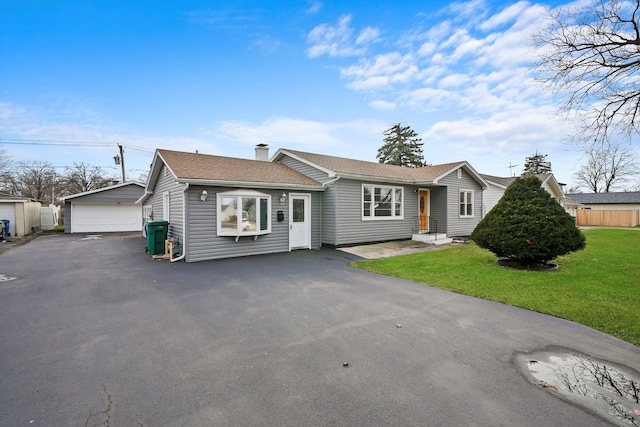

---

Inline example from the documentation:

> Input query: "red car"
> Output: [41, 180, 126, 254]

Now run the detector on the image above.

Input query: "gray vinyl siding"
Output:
[439, 169, 483, 236]
[277, 156, 332, 183]
[310, 191, 323, 248]
[322, 182, 337, 245]
[62, 184, 144, 233]
[333, 179, 417, 246]
[427, 187, 447, 235]
[63, 202, 71, 233]
[65, 185, 144, 204]
[149, 165, 184, 242]
[276, 154, 336, 244]
[186, 187, 322, 263]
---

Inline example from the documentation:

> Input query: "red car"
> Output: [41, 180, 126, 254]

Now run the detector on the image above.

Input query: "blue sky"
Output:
[1, 0, 632, 188]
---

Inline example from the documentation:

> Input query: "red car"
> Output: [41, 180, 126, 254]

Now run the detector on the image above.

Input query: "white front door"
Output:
[289, 193, 311, 250]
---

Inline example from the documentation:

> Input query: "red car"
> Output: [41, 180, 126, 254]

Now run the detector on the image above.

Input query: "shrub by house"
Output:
[471, 176, 586, 266]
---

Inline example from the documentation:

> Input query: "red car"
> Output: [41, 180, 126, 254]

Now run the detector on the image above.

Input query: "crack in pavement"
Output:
[84, 386, 112, 427]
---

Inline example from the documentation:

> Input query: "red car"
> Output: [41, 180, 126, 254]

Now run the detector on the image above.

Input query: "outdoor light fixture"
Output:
[280, 192, 287, 204]
[200, 189, 208, 202]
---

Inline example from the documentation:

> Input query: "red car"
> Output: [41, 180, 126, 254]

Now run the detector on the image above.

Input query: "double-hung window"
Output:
[459, 190, 474, 217]
[217, 190, 271, 237]
[362, 184, 403, 220]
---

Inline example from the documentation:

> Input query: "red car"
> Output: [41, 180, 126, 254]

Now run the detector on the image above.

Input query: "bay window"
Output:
[217, 190, 271, 237]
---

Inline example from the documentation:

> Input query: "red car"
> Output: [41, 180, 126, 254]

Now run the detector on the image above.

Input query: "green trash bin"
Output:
[146, 220, 169, 255]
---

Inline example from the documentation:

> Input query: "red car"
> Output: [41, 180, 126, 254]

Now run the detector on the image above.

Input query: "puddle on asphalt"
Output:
[517, 350, 640, 426]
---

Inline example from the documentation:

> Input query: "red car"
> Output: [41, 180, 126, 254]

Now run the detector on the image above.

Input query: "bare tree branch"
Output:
[533, 0, 640, 146]
[573, 141, 640, 192]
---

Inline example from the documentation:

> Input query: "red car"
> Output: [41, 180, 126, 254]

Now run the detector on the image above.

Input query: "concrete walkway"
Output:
[338, 239, 457, 259]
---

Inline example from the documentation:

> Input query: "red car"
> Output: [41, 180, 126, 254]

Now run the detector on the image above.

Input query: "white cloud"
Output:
[214, 117, 341, 146]
[306, 15, 380, 58]
[306, 1, 322, 15]
[369, 100, 397, 110]
[0, 101, 216, 177]
[479, 1, 530, 31]
[316, 0, 554, 127]
[424, 106, 570, 155]
[356, 27, 381, 45]
[210, 117, 391, 157]
[341, 52, 420, 91]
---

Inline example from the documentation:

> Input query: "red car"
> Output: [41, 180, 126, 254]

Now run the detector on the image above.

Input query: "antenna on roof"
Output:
[506, 162, 518, 177]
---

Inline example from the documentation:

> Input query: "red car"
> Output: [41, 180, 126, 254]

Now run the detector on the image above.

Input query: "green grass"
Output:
[41, 225, 65, 234]
[353, 229, 640, 347]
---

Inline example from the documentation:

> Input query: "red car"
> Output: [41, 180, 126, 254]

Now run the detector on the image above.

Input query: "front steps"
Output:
[412, 233, 453, 245]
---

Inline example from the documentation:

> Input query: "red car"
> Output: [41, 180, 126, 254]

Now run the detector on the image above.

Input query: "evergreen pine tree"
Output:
[377, 123, 426, 167]
[522, 151, 552, 175]
[471, 176, 585, 267]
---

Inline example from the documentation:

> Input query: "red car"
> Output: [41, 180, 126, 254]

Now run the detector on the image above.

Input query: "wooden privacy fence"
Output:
[576, 209, 640, 227]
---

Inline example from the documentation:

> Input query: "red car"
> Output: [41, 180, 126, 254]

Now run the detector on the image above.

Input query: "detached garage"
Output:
[61, 182, 145, 233]
[0, 192, 41, 237]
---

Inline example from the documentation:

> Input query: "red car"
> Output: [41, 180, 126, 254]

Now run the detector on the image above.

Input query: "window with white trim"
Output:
[217, 190, 271, 237]
[459, 190, 474, 217]
[362, 184, 403, 220]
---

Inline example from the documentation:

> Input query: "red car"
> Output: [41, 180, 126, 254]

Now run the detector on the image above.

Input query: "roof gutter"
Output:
[135, 190, 153, 205]
[171, 182, 189, 263]
[322, 175, 341, 187]
[337, 172, 422, 185]
[175, 178, 324, 191]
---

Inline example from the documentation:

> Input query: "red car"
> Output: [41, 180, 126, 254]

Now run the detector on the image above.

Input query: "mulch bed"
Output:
[498, 258, 558, 271]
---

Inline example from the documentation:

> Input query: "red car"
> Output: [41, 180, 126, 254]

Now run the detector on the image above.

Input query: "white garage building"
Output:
[61, 182, 145, 233]
[0, 192, 41, 237]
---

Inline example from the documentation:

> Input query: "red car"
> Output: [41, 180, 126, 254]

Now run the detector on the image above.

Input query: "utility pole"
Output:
[507, 162, 518, 177]
[117, 144, 126, 182]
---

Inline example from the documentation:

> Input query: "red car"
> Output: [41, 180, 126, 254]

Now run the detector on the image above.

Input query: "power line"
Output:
[0, 138, 154, 153]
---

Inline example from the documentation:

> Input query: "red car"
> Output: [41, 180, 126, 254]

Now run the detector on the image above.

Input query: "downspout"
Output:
[322, 175, 340, 187]
[171, 182, 189, 262]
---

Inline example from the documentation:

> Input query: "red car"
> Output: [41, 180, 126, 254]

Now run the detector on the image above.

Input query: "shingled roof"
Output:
[276, 149, 484, 185]
[567, 192, 640, 204]
[155, 149, 322, 189]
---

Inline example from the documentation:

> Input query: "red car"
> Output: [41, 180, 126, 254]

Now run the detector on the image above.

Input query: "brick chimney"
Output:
[255, 144, 269, 161]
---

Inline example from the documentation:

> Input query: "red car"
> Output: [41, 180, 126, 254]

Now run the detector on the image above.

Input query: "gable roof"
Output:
[274, 149, 488, 187]
[567, 192, 640, 204]
[481, 173, 562, 189]
[59, 181, 144, 201]
[480, 174, 515, 188]
[149, 149, 323, 190]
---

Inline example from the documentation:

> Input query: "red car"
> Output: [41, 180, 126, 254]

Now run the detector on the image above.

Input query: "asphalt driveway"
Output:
[1, 234, 638, 426]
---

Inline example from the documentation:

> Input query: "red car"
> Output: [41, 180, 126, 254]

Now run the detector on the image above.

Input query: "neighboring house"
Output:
[480, 173, 572, 215]
[60, 182, 145, 233]
[565, 192, 640, 211]
[566, 192, 640, 227]
[139, 146, 488, 262]
[0, 192, 41, 237]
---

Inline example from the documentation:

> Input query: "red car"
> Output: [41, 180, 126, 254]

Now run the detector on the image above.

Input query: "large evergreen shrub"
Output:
[471, 176, 586, 266]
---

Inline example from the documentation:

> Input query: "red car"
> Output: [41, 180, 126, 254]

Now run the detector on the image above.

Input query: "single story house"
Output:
[138, 145, 488, 262]
[565, 192, 640, 227]
[60, 182, 145, 233]
[480, 173, 574, 214]
[565, 192, 640, 211]
[0, 192, 41, 237]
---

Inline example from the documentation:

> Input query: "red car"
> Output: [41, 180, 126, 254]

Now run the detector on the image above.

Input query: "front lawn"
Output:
[353, 228, 640, 347]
